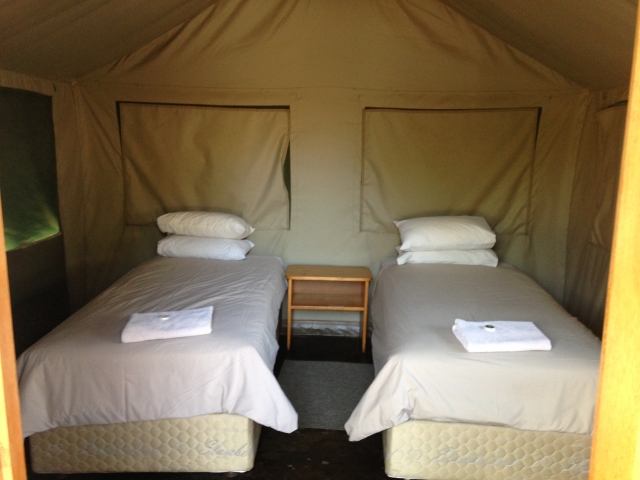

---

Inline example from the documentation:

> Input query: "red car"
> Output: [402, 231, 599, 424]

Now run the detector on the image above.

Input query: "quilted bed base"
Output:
[383, 420, 591, 479]
[29, 413, 261, 474]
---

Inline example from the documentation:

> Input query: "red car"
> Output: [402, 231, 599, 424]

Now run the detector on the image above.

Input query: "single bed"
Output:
[18, 255, 297, 474]
[345, 262, 601, 479]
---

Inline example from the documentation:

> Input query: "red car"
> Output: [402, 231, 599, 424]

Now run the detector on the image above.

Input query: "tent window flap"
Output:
[120, 103, 290, 230]
[0, 87, 60, 251]
[361, 108, 539, 234]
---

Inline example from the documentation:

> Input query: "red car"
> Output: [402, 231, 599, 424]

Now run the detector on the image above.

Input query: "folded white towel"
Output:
[452, 319, 551, 353]
[121, 306, 213, 343]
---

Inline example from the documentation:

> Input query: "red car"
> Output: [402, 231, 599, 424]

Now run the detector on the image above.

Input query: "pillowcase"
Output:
[157, 212, 255, 239]
[394, 216, 496, 251]
[157, 236, 254, 260]
[396, 249, 499, 267]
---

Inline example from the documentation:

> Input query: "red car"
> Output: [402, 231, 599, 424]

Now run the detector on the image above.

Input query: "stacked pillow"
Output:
[394, 216, 499, 267]
[156, 211, 255, 260]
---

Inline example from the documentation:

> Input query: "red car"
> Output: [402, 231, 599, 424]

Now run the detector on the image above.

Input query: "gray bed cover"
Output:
[346, 263, 601, 441]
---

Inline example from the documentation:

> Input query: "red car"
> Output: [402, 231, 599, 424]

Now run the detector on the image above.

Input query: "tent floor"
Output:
[26, 334, 388, 480]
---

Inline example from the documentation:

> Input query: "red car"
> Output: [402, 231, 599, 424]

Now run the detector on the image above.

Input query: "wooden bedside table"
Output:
[285, 265, 372, 352]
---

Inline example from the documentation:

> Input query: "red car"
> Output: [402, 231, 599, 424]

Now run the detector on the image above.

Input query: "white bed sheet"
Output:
[345, 263, 601, 441]
[18, 256, 297, 437]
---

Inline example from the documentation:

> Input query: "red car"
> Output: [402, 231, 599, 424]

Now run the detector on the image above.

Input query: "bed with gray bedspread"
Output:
[18, 256, 297, 473]
[346, 262, 601, 479]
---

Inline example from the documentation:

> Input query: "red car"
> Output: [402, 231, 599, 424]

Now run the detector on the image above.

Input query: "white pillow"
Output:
[396, 249, 498, 266]
[394, 216, 496, 251]
[157, 236, 254, 260]
[157, 212, 255, 239]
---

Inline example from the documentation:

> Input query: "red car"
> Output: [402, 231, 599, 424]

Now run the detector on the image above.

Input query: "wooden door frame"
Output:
[0, 200, 26, 480]
[589, 5, 640, 479]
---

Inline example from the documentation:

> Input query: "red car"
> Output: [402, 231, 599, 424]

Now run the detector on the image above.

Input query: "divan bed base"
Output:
[383, 420, 591, 479]
[29, 413, 261, 474]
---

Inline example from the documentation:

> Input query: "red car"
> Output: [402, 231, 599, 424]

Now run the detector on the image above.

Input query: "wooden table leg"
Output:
[287, 278, 293, 350]
[361, 280, 370, 353]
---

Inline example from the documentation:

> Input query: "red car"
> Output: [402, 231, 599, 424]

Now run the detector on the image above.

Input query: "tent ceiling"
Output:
[440, 0, 637, 90]
[0, 0, 216, 81]
[0, 0, 636, 89]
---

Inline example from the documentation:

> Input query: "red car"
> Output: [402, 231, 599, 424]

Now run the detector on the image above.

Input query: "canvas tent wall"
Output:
[0, 0, 633, 334]
[0, 1, 639, 478]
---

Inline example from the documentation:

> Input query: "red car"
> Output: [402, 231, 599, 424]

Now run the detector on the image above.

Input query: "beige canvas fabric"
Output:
[361, 108, 538, 235]
[590, 106, 626, 250]
[120, 103, 289, 229]
[2, 1, 601, 323]
[565, 88, 628, 335]
[0, 69, 55, 95]
[0, 0, 215, 81]
[439, 0, 635, 90]
[0, 1, 633, 91]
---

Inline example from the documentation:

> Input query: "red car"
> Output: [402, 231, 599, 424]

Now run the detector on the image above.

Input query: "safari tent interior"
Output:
[0, 0, 639, 479]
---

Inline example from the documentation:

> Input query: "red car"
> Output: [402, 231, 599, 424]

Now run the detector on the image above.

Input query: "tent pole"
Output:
[589, 5, 640, 479]
[0, 197, 26, 480]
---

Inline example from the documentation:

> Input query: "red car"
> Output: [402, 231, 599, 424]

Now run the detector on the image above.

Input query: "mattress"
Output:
[346, 263, 601, 441]
[383, 419, 590, 479]
[30, 413, 260, 474]
[18, 255, 297, 437]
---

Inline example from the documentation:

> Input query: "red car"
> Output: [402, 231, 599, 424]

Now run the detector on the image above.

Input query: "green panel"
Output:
[0, 87, 60, 251]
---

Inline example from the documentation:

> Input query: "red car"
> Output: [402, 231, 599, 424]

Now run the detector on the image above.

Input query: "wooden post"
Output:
[0, 199, 27, 480]
[589, 5, 640, 479]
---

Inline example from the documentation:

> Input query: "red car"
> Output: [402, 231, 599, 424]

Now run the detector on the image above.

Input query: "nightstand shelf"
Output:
[285, 265, 372, 352]
[291, 293, 365, 310]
